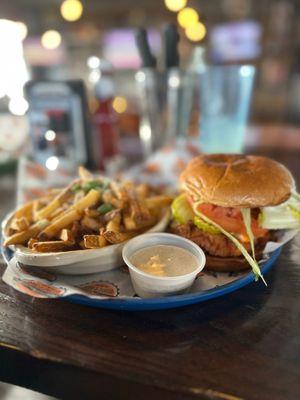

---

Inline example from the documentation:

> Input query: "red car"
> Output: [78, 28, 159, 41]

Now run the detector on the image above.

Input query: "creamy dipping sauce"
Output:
[129, 245, 199, 277]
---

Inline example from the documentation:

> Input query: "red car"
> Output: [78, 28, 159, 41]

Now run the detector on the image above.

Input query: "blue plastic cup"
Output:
[199, 65, 255, 153]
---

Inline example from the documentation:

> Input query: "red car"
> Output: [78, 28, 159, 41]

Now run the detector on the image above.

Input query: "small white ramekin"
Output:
[122, 233, 206, 298]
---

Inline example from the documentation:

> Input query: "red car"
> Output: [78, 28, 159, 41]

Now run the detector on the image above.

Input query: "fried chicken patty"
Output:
[169, 221, 270, 258]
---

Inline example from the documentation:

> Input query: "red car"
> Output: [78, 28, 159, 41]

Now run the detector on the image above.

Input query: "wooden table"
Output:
[1, 126, 300, 400]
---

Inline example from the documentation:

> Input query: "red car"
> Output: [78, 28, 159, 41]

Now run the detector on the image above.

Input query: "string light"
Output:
[15, 22, 28, 41]
[45, 130, 56, 141]
[177, 7, 199, 29]
[60, 0, 83, 22]
[185, 21, 206, 42]
[0, 19, 29, 104]
[8, 98, 28, 116]
[87, 56, 100, 69]
[41, 30, 62, 49]
[164, 0, 187, 12]
[88, 69, 101, 83]
[112, 96, 128, 114]
[46, 156, 59, 171]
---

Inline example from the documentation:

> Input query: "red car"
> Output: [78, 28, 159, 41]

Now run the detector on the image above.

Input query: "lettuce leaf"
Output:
[291, 191, 300, 202]
[288, 205, 300, 222]
[260, 196, 300, 230]
[241, 208, 256, 260]
[193, 203, 267, 285]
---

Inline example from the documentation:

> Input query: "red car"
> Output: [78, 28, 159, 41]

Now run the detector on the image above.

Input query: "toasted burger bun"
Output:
[205, 254, 261, 272]
[180, 154, 294, 208]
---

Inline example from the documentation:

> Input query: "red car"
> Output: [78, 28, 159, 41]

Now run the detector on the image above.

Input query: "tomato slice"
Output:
[197, 203, 268, 238]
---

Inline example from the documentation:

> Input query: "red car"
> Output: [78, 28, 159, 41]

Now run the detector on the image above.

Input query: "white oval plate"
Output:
[2, 210, 170, 275]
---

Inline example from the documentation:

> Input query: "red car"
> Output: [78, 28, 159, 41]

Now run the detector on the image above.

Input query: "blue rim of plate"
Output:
[1, 244, 281, 311]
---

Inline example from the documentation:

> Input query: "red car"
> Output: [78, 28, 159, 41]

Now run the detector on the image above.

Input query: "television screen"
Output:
[210, 20, 262, 63]
[103, 28, 161, 69]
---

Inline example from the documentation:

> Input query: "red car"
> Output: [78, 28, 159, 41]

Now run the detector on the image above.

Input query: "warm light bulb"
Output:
[60, 0, 83, 22]
[41, 30, 62, 49]
[164, 0, 187, 12]
[177, 7, 199, 29]
[185, 21, 206, 42]
[112, 96, 128, 114]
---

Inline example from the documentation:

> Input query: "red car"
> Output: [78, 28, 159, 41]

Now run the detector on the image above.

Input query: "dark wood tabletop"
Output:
[1, 126, 300, 400]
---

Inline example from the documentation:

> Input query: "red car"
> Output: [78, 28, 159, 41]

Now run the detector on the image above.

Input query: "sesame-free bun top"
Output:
[180, 154, 294, 208]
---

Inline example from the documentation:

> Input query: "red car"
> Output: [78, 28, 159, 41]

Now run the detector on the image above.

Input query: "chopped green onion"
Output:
[193, 203, 267, 286]
[82, 180, 103, 193]
[241, 208, 256, 260]
[97, 203, 114, 214]
[71, 183, 82, 192]
[101, 180, 110, 190]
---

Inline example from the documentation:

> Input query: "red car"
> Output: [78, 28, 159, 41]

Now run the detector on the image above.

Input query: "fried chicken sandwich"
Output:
[170, 154, 300, 283]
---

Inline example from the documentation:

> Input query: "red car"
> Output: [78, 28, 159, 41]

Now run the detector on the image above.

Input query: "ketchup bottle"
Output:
[91, 60, 119, 170]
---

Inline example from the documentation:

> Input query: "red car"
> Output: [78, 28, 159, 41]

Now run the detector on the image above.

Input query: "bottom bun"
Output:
[205, 250, 264, 273]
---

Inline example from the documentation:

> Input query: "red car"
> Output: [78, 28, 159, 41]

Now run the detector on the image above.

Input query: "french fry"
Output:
[59, 229, 75, 244]
[10, 217, 30, 232]
[74, 190, 85, 203]
[102, 190, 124, 209]
[83, 235, 108, 249]
[102, 230, 135, 244]
[28, 238, 38, 249]
[123, 181, 135, 191]
[48, 207, 65, 221]
[110, 181, 129, 206]
[123, 213, 156, 231]
[39, 209, 82, 239]
[70, 220, 82, 240]
[45, 189, 101, 226]
[99, 235, 108, 247]
[7, 228, 15, 236]
[84, 208, 100, 218]
[78, 165, 93, 181]
[79, 240, 86, 249]
[106, 213, 121, 232]
[130, 198, 149, 218]
[46, 188, 62, 196]
[32, 241, 74, 252]
[71, 189, 101, 212]
[81, 216, 102, 231]
[102, 190, 114, 204]
[35, 181, 77, 220]
[104, 209, 121, 222]
[32, 200, 41, 221]
[14, 201, 34, 220]
[136, 183, 150, 198]
[123, 214, 138, 231]
[4, 219, 49, 246]
[145, 195, 173, 210]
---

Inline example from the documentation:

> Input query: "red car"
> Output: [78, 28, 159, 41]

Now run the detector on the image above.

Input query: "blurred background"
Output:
[0, 2, 299, 398]
[1, 0, 300, 169]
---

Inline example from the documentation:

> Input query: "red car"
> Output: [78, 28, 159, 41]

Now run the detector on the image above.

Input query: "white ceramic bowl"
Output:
[122, 233, 206, 298]
[2, 210, 170, 275]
